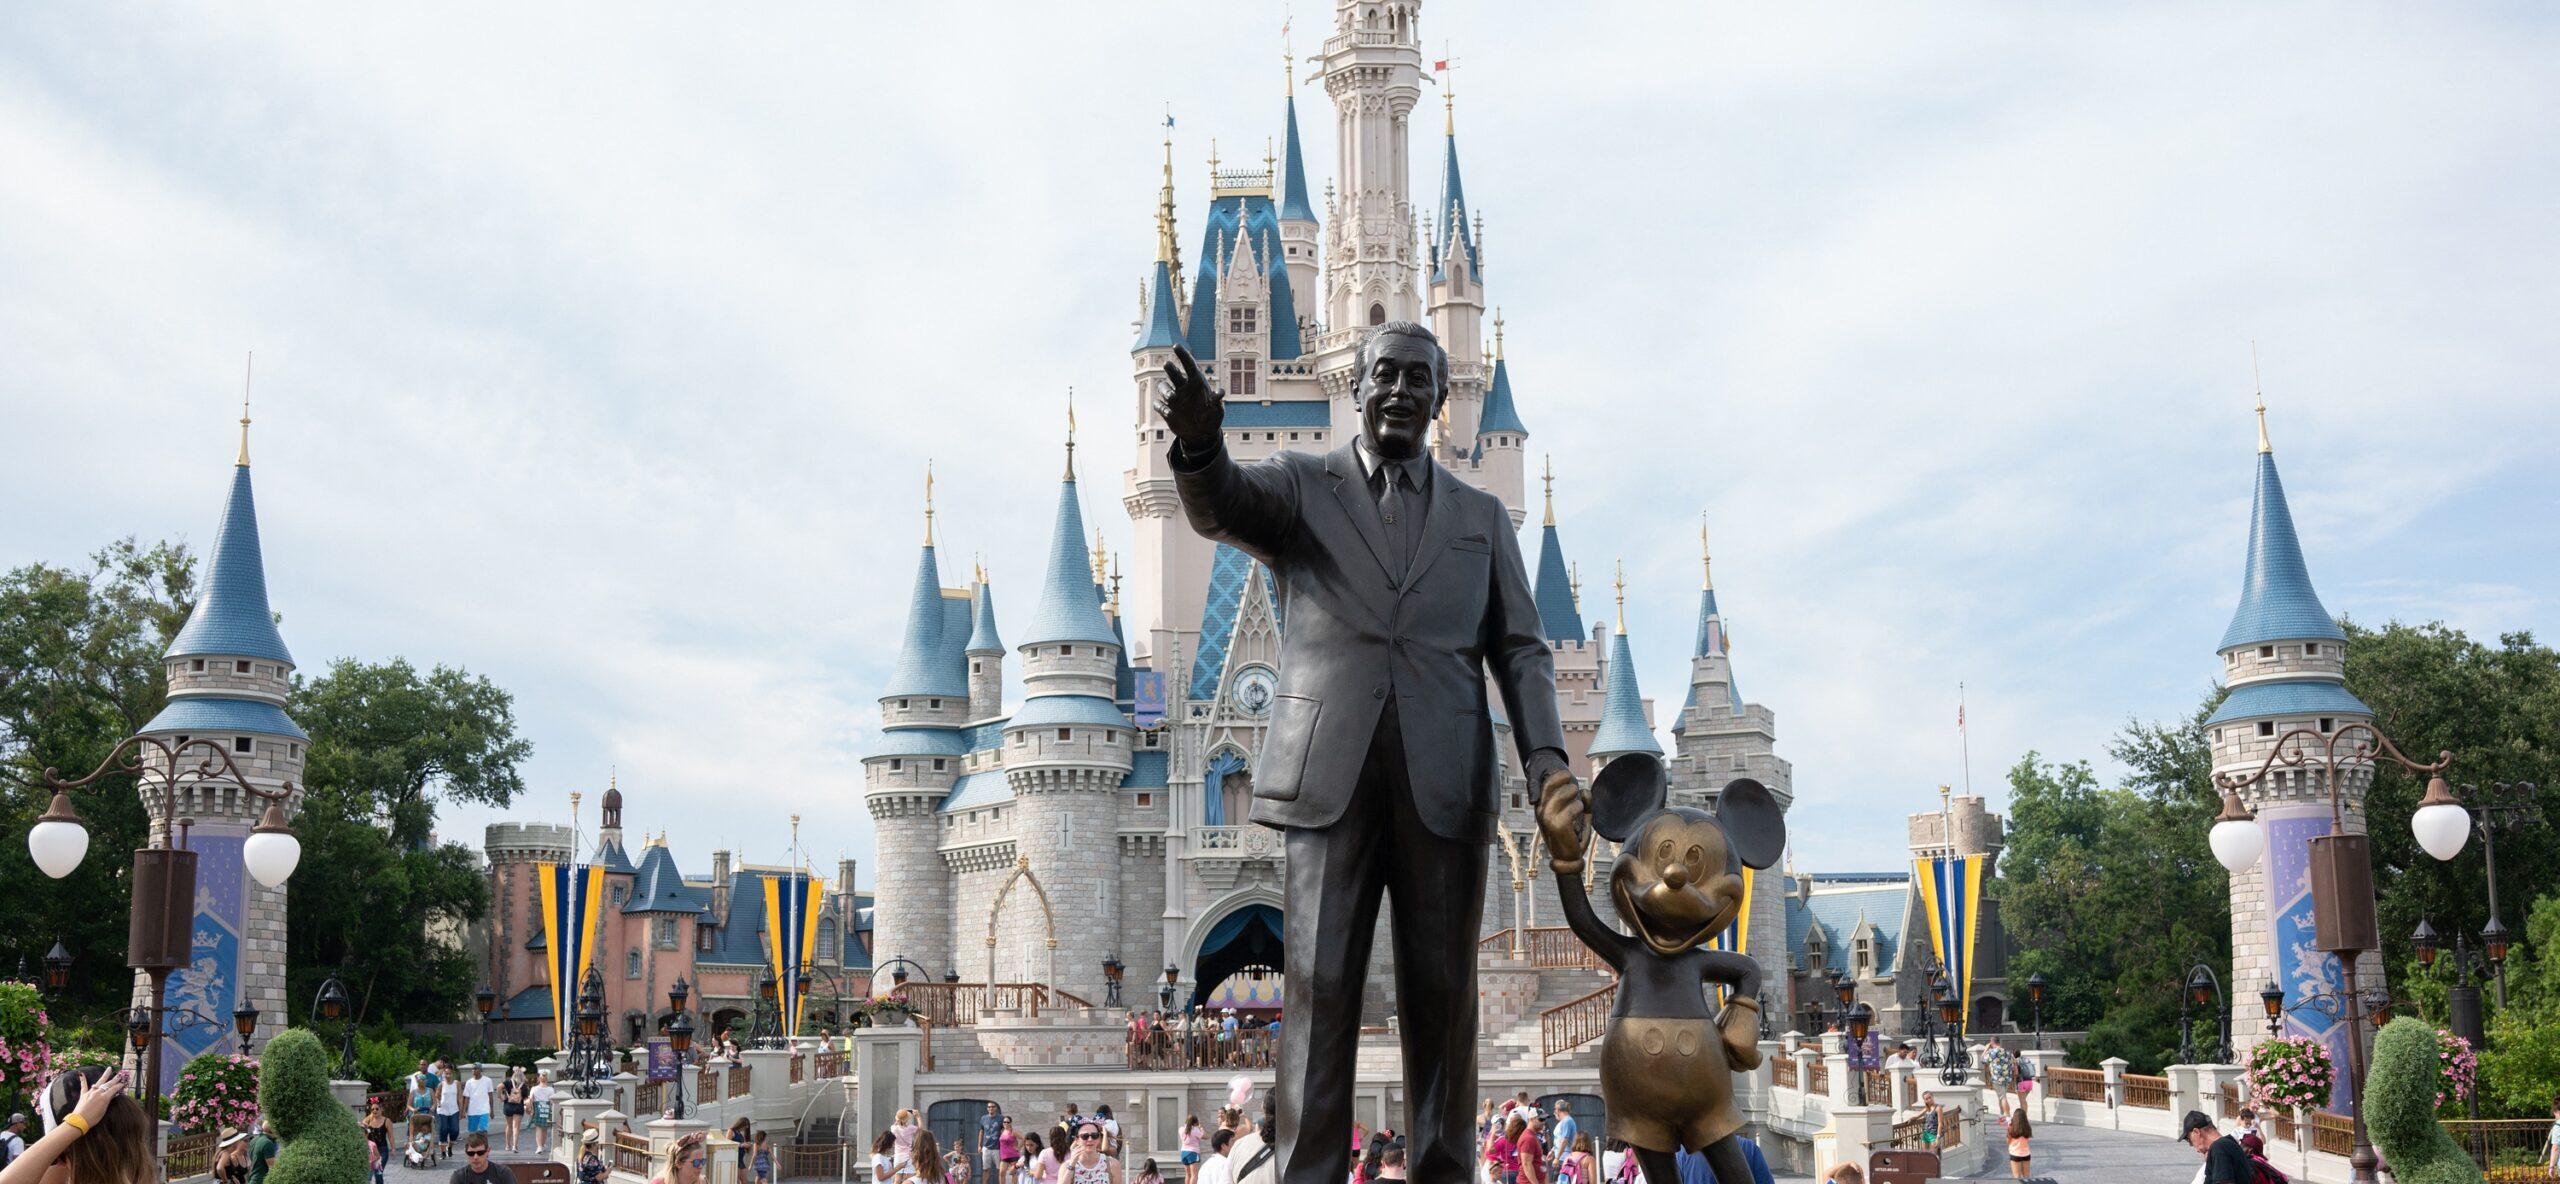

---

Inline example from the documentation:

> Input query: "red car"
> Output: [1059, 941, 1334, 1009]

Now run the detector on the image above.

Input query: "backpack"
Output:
[2251, 1157, 2289, 1184]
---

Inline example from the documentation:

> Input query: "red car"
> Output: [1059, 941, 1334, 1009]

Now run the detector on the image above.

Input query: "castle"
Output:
[860, 0, 1805, 1025]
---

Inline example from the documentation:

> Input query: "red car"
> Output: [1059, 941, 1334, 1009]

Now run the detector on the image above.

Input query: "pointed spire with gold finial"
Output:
[1137, 120, 1187, 354]
[1063, 387, 1077, 479]
[2217, 340, 2345, 652]
[1529, 454, 1578, 641]
[237, 352, 254, 466]
[1694, 509, 1730, 660]
[923, 459, 936, 545]
[1591, 558, 1661, 759]
[887, 459, 964, 699]
[2253, 340, 2271, 454]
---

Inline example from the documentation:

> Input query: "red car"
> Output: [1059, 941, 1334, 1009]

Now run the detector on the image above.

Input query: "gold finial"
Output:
[1064, 387, 1078, 479]
[1441, 47, 1457, 136]
[1157, 111, 1179, 267]
[1493, 309, 1505, 360]
[1612, 560, 1627, 634]
[1569, 562, 1582, 613]
[1208, 139, 1220, 179]
[237, 351, 254, 466]
[609, 767, 617, 793]
[1283, 10, 1295, 92]
[1541, 454, 1555, 527]
[974, 552, 985, 585]
[1700, 510, 1714, 589]
[1108, 556, 1123, 612]
[2252, 340, 2271, 454]
[1264, 136, 1276, 178]
[1093, 526, 1109, 585]
[924, 460, 937, 545]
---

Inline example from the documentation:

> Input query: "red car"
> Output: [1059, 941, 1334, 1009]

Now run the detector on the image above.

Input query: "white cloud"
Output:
[2, 2, 2552, 878]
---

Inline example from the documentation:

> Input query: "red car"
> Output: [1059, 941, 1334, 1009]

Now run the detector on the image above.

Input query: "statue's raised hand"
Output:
[1153, 344, 1225, 454]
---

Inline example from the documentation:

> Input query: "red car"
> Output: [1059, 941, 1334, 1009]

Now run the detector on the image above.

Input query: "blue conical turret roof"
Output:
[2219, 450, 2346, 651]
[1479, 356, 1528, 437]
[887, 545, 967, 698]
[1531, 523, 1580, 643]
[1023, 478, 1119, 646]
[1279, 96, 1317, 224]
[1590, 627, 1662, 759]
[168, 464, 294, 664]
[1432, 131, 1476, 284]
[967, 580, 1003, 654]
[1134, 259, 1184, 353]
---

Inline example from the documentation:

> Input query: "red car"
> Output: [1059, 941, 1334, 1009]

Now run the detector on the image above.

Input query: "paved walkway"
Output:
[1954, 1120, 2198, 1182]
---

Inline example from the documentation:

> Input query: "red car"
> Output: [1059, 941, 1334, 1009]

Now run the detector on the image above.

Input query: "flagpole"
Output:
[1958, 682, 1973, 801]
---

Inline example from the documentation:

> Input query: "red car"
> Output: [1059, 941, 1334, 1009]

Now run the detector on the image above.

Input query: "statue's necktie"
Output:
[1377, 464, 1416, 572]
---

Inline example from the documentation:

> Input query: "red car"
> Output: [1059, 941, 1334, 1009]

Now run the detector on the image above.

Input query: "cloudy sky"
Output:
[4, 3, 2553, 878]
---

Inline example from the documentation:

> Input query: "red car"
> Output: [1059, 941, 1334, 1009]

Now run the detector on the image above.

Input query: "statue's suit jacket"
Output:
[1171, 439, 1566, 841]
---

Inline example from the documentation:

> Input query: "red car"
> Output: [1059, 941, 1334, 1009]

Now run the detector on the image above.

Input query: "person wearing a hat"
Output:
[577, 1128, 609, 1184]
[1, 1112, 26, 1168]
[210, 1128, 252, 1184]
[2182, 1111, 2251, 1184]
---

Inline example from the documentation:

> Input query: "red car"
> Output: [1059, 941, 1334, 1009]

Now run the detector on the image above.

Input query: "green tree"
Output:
[1998, 729, 2235, 1073]
[286, 658, 527, 1028]
[2341, 624, 2560, 990]
[0, 540, 195, 1029]
[2365, 1017, 2484, 1184]
[258, 1028, 367, 1184]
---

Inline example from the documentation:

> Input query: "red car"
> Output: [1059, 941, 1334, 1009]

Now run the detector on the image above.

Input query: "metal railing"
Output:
[815, 1048, 846, 1079]
[779, 1141, 858, 1181]
[636, 1079, 665, 1115]
[162, 1130, 215, 1180]
[698, 1063, 720, 1102]
[729, 1064, 752, 1096]
[1773, 1056, 1798, 1089]
[2042, 1066, 2107, 1103]
[2307, 1111, 2353, 1157]
[1479, 926, 1607, 968]
[611, 1131, 654, 1176]
[1127, 1026, 1277, 1069]
[2441, 1119, 2556, 1176]
[1891, 1113, 1930, 1151]
[1540, 982, 1616, 1064]
[1806, 1058, 1830, 1096]
[2122, 1074, 2171, 1110]
[790, 1053, 805, 1084]
[895, 982, 1095, 1026]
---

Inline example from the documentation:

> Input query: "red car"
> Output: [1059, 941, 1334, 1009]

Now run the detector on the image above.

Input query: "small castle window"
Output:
[2318, 718, 2334, 733]
[972, 661, 983, 674]
[2257, 721, 2276, 737]
[932, 758, 947, 771]
[1136, 794, 1153, 807]
[234, 737, 253, 754]
[889, 759, 904, 772]
[898, 699, 910, 709]
[697, 926, 714, 953]
[191, 658, 206, 672]
[1289, 433, 1301, 441]
[2259, 646, 2276, 660]
[235, 660, 252, 674]
[929, 699, 942, 709]
[1229, 307, 1257, 336]
[1369, 303, 1386, 326]
[626, 950, 641, 979]
[291, 745, 301, 758]
[1058, 728, 1072, 741]
[1106, 731, 1119, 743]
[2212, 728, 2222, 743]
[2305, 643, 2321, 657]
[1226, 359, 1258, 397]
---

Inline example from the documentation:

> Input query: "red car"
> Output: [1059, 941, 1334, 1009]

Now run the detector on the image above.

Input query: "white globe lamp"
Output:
[2410, 776, 2470, 862]
[2210, 788, 2265, 873]
[28, 792, 90, 880]
[243, 802, 302, 889]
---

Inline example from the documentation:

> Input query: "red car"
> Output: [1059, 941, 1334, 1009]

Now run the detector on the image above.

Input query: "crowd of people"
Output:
[1123, 1011, 1280, 1070]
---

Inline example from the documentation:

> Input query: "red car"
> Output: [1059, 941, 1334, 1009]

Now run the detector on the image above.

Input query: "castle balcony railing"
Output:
[896, 981, 1097, 1027]
[1191, 825, 1284, 860]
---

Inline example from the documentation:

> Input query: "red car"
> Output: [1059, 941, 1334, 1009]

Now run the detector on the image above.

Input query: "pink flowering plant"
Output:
[2432, 1027, 2477, 1111]
[2247, 1033, 2336, 1114]
[171, 1051, 263, 1134]
[0, 981, 58, 1116]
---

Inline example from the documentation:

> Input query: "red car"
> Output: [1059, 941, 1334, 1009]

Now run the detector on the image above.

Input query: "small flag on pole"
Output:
[1433, 59, 1450, 72]
[1957, 703, 1965, 728]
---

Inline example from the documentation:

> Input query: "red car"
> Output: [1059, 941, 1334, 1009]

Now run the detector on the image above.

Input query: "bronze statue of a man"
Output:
[1156, 326, 1574, 1184]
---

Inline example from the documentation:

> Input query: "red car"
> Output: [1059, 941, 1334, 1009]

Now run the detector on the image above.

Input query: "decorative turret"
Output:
[1427, 90, 1487, 382]
[1473, 311, 1529, 520]
[2205, 392, 2374, 1059]
[1588, 564, 1662, 765]
[1135, 128, 1188, 355]
[966, 564, 1005, 722]
[1275, 45, 1321, 325]
[865, 468, 966, 984]
[136, 400, 307, 1081]
[1529, 456, 1582, 645]
[1002, 437, 1132, 1002]
[1683, 511, 1743, 721]
[1319, 0, 1425, 329]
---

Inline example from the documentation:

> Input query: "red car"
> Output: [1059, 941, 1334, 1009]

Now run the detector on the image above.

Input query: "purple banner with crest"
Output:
[2263, 808, 2355, 1114]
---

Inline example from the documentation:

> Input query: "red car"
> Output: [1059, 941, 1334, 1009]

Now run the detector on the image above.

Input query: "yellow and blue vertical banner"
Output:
[537, 862, 606, 1051]
[1915, 854, 1986, 1036]
[1708, 866, 1757, 1006]
[764, 873, 825, 1035]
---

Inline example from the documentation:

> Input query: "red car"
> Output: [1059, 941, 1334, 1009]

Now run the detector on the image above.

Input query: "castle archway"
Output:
[984, 857, 1058, 987]
[1181, 888, 1286, 1011]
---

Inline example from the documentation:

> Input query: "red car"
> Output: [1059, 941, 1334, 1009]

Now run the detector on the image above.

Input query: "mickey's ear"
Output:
[1589, 753, 1667, 843]
[1717, 778, 1785, 870]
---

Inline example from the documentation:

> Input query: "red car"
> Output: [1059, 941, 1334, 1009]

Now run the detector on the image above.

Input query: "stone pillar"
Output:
[2021, 1050, 2065, 1123]
[1888, 1061, 1918, 1114]
[1791, 1044, 1820, 1101]
[1825, 1104, 1894, 1181]
[1825, 1051, 1853, 1109]
[609, 1071, 640, 1121]
[2168, 1063, 2209, 1121]
[2100, 1057, 2129, 1129]
[2201, 1064, 2251, 1123]
[853, 1022, 926, 1146]
[647, 1115, 712, 1179]
[703, 1130, 742, 1184]
[1922, 1083, 1981, 1177]
[741, 1047, 797, 1127]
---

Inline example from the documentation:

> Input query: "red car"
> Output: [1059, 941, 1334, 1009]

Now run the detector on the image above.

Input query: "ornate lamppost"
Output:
[1934, 987, 1970, 1085]
[1102, 958, 1125, 1009]
[2209, 724, 2456, 1184]
[2410, 780, 2541, 1008]
[231, 1001, 260, 1056]
[753, 968, 780, 1047]
[569, 967, 608, 1099]
[41, 943, 72, 995]
[311, 976, 358, 1077]
[1915, 965, 1947, 1068]
[25, 736, 304, 1151]
[1159, 965, 1179, 1014]
[2024, 971, 2048, 1052]
[475, 984, 498, 1053]
[2178, 964, 2232, 1064]
[666, 977, 694, 1120]
[1845, 1002, 1881, 1106]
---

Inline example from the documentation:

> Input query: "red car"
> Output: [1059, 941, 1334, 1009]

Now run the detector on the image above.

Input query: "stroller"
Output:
[406, 1126, 437, 1169]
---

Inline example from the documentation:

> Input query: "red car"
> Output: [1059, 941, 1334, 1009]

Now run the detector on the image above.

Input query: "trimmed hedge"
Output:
[2365, 1017, 2483, 1184]
[259, 1029, 369, 1184]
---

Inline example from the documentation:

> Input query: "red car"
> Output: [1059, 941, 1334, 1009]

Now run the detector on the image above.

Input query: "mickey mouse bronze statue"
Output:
[1538, 751, 1784, 1184]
